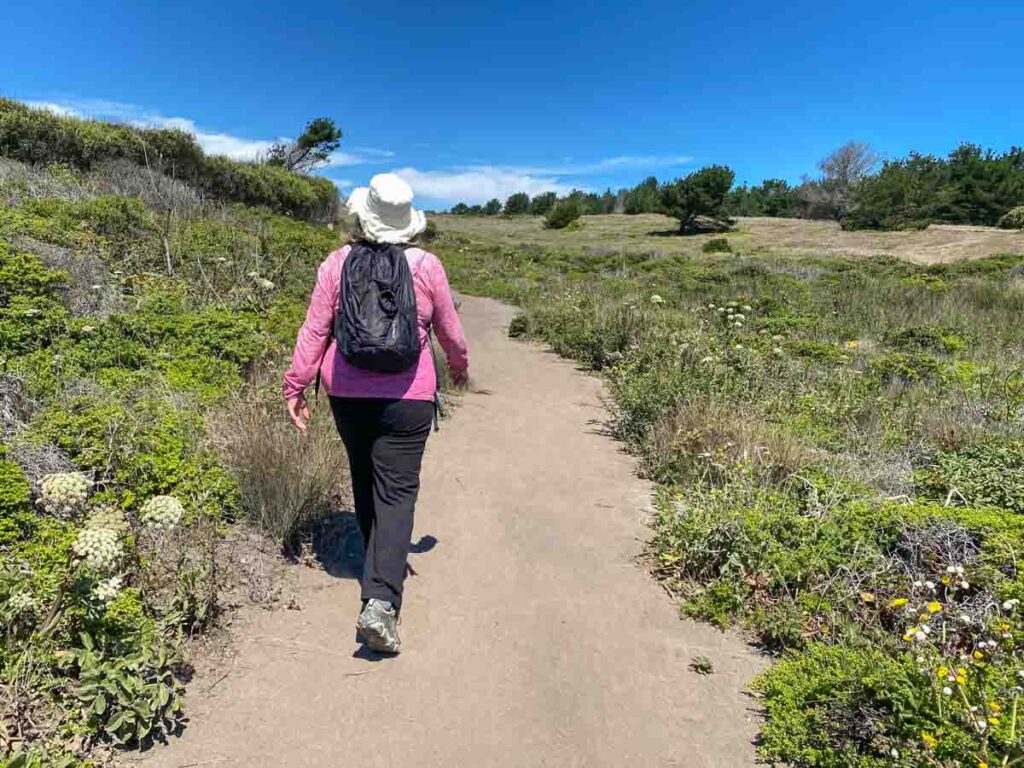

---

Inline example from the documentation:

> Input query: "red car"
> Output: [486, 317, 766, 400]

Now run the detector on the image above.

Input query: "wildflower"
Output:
[989, 702, 1001, 712]
[81, 325, 95, 334]
[921, 731, 936, 748]
[915, 629, 927, 642]
[649, 294, 664, 305]
[890, 748, 899, 759]
[717, 307, 726, 314]
[255, 277, 276, 291]
[942, 686, 953, 696]
[8, 591, 34, 613]
[700, 356, 715, 364]
[941, 575, 951, 585]
[733, 322, 743, 329]
[844, 340, 859, 349]
[1002, 599, 1019, 611]
[973, 650, 985, 660]
[72, 526, 122, 572]
[733, 313, 745, 321]
[140, 495, 185, 531]
[94, 575, 123, 603]
[771, 347, 783, 356]
[889, 597, 908, 608]
[988, 716, 1000, 725]
[927, 601, 943, 613]
[955, 565, 964, 575]
[960, 580, 970, 589]
[937, 666, 949, 678]
[771, 335, 784, 342]
[925, 580, 935, 591]
[39, 473, 91, 514]
[741, 305, 752, 312]
[956, 674, 967, 685]
[24, 308, 41, 317]
[946, 565, 956, 574]
[913, 580, 923, 588]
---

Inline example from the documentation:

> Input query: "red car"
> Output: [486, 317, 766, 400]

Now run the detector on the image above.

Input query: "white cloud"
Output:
[24, 100, 81, 117]
[514, 155, 693, 175]
[327, 148, 396, 167]
[392, 166, 576, 206]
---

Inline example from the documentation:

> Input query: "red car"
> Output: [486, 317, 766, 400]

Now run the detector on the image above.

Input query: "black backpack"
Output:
[335, 242, 421, 373]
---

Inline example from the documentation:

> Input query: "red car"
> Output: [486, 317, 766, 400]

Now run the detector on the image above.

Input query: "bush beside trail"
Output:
[0, 98, 337, 222]
[437, 231, 1024, 768]
[0, 157, 346, 764]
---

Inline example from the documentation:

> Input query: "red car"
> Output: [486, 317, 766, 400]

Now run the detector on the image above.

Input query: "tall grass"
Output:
[207, 374, 347, 545]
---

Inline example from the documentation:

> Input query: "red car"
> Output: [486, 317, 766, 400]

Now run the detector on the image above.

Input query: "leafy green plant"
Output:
[61, 631, 184, 746]
[702, 237, 732, 253]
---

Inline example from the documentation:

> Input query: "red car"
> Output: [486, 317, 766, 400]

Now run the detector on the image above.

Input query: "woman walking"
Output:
[284, 173, 469, 654]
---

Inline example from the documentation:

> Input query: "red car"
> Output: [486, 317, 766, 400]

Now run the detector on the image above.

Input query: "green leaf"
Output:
[79, 631, 94, 651]
[93, 692, 107, 715]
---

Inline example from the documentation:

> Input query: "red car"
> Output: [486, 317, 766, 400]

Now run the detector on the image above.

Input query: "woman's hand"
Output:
[287, 394, 311, 435]
[450, 367, 469, 388]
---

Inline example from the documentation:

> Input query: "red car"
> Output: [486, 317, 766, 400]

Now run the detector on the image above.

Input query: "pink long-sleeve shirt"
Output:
[283, 245, 468, 402]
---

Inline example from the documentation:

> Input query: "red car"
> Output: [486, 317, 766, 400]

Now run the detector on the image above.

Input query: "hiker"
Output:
[283, 173, 469, 654]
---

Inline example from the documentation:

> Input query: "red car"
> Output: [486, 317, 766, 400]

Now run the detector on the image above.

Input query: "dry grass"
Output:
[207, 375, 348, 545]
[436, 213, 1024, 265]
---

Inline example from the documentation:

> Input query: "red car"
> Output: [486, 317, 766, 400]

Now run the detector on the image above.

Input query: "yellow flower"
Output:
[845, 340, 859, 349]
[920, 731, 936, 748]
[980, 763, 989, 768]
[927, 601, 943, 613]
[989, 702, 1001, 712]
[889, 597, 908, 608]
[937, 666, 949, 678]
[988, 716, 1000, 725]
[956, 675, 967, 685]
[957, 667, 967, 676]
[941, 575, 951, 585]
[860, 591, 875, 603]
[973, 650, 985, 660]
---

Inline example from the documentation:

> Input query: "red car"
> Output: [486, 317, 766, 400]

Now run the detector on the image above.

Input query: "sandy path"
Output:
[141, 296, 767, 768]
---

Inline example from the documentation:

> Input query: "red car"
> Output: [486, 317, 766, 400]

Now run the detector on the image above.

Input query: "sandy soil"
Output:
[136, 296, 767, 768]
[436, 213, 1024, 264]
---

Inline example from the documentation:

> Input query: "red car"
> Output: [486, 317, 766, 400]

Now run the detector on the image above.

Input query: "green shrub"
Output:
[870, 352, 943, 382]
[702, 237, 732, 253]
[916, 439, 1024, 513]
[0, 99, 337, 221]
[0, 445, 34, 545]
[27, 394, 240, 518]
[544, 198, 582, 230]
[0, 245, 69, 356]
[882, 325, 969, 355]
[998, 205, 1024, 230]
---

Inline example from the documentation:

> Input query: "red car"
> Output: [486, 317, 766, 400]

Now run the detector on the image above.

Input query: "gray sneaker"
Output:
[356, 599, 401, 654]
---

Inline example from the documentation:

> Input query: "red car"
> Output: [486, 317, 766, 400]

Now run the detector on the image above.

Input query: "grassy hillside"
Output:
[0, 152, 345, 765]
[434, 216, 1024, 768]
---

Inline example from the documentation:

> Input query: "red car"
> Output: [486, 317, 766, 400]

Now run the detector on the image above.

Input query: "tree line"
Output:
[448, 141, 1024, 232]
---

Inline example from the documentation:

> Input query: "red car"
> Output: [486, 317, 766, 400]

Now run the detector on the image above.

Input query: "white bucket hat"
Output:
[346, 173, 427, 244]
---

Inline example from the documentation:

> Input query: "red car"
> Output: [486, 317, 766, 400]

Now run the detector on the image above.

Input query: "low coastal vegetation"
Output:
[0, 102, 347, 764]
[438, 228, 1024, 767]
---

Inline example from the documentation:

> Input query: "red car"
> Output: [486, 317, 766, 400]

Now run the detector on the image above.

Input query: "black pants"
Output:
[329, 397, 434, 609]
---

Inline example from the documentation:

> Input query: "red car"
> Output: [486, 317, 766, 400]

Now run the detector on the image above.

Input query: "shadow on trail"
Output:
[303, 509, 438, 580]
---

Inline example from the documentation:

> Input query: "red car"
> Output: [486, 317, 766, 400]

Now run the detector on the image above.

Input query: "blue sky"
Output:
[2, 1, 1022, 209]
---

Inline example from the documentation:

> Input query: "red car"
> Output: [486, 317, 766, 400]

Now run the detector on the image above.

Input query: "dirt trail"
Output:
[142, 296, 767, 768]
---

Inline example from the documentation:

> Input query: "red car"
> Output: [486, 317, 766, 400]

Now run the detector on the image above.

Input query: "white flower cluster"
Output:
[86, 504, 127, 534]
[94, 575, 123, 603]
[72, 526, 122, 572]
[140, 495, 185, 531]
[649, 294, 665, 305]
[8, 590, 35, 614]
[248, 271, 275, 291]
[39, 472, 91, 513]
